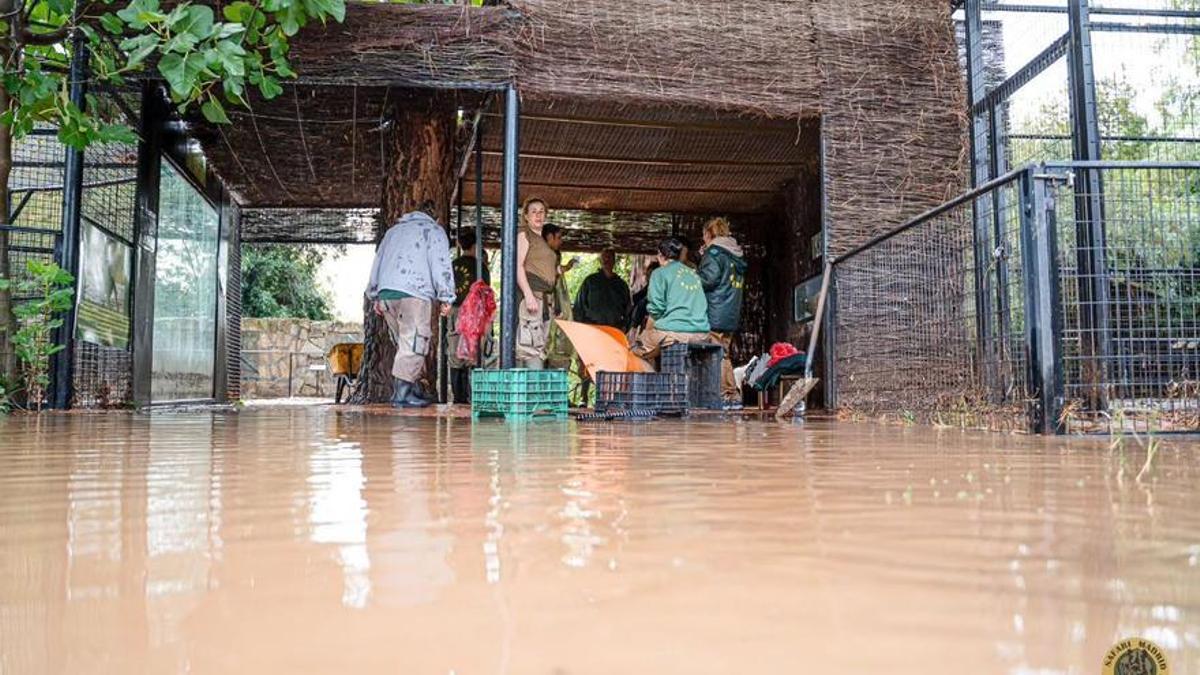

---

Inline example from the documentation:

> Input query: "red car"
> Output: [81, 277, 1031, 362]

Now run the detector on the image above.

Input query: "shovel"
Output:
[776, 262, 832, 421]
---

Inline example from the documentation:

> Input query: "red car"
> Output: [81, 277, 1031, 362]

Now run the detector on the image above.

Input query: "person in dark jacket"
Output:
[573, 249, 631, 331]
[448, 230, 490, 404]
[629, 260, 660, 340]
[698, 217, 748, 409]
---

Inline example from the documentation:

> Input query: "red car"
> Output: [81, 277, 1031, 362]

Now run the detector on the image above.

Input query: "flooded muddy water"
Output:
[1, 408, 1198, 674]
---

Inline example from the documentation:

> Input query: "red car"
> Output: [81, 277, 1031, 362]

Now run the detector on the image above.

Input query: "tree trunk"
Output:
[0, 86, 18, 392]
[349, 93, 457, 404]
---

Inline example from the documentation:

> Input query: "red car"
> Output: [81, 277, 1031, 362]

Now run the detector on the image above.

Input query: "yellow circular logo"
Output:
[1103, 638, 1170, 675]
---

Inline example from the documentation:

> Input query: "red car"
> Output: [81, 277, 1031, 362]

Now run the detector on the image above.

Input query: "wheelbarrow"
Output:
[327, 342, 364, 404]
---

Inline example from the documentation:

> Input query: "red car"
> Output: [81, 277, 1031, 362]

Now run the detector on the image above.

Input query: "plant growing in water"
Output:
[0, 260, 75, 411]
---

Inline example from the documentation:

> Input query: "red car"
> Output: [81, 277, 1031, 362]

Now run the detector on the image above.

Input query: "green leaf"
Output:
[201, 98, 230, 124]
[223, 76, 245, 104]
[120, 33, 159, 68]
[176, 5, 215, 39]
[274, 57, 295, 79]
[98, 124, 138, 145]
[163, 31, 199, 54]
[116, 0, 164, 29]
[258, 75, 283, 99]
[223, 1, 253, 22]
[158, 52, 204, 98]
[99, 13, 125, 34]
[215, 22, 245, 40]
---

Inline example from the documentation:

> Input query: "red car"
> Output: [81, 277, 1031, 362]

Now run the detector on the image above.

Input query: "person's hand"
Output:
[440, 303, 452, 318]
[524, 295, 540, 313]
[372, 300, 384, 316]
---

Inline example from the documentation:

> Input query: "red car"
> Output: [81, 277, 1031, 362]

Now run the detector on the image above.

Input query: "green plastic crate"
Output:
[471, 369, 569, 420]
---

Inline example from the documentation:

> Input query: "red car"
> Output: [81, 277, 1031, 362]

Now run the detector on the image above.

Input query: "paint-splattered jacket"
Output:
[365, 211, 456, 304]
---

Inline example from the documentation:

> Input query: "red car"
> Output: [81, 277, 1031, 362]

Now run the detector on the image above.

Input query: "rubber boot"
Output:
[451, 368, 470, 404]
[391, 378, 410, 408]
[400, 380, 432, 408]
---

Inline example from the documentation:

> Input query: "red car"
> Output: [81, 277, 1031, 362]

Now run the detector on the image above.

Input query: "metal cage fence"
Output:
[1048, 162, 1200, 432]
[831, 171, 1033, 430]
[829, 161, 1200, 434]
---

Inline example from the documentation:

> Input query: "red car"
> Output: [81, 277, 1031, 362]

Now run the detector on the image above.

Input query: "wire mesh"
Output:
[1051, 164, 1200, 432]
[72, 341, 132, 408]
[832, 173, 1031, 430]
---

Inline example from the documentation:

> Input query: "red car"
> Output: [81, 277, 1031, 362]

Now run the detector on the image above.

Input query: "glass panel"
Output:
[77, 221, 132, 348]
[151, 161, 219, 401]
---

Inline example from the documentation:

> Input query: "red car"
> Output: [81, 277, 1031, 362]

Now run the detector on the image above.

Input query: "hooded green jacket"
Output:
[698, 236, 748, 333]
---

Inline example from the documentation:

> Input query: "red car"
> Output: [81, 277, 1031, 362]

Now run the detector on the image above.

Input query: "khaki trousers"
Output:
[632, 319, 712, 360]
[516, 292, 551, 366]
[710, 331, 739, 400]
[380, 297, 432, 382]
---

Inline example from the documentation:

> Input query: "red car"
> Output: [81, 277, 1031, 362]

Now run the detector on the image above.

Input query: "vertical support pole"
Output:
[131, 83, 165, 407]
[1019, 169, 1064, 434]
[440, 182, 462, 402]
[474, 117, 484, 282]
[50, 35, 88, 410]
[1067, 0, 1111, 409]
[499, 84, 519, 370]
[988, 102, 1015, 398]
[964, 0, 996, 395]
[818, 115, 836, 408]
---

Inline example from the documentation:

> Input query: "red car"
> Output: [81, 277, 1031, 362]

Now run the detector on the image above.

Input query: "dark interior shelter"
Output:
[4, 0, 967, 409]
[188, 0, 966, 404]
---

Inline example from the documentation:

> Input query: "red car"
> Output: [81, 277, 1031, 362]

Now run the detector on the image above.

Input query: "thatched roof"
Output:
[201, 0, 965, 253]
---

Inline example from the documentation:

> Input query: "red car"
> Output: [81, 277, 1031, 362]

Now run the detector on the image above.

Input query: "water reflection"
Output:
[0, 410, 1198, 674]
[308, 439, 370, 608]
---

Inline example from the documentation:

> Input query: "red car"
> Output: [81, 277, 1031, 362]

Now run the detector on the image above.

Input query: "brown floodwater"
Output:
[1, 407, 1198, 674]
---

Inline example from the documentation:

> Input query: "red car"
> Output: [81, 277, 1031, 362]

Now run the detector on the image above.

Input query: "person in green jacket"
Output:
[698, 217, 748, 408]
[632, 237, 711, 359]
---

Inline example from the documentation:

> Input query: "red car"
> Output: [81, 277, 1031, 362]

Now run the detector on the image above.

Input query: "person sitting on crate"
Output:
[632, 237, 712, 360]
[365, 200, 456, 409]
[573, 248, 632, 403]
[698, 217, 748, 410]
[448, 229, 490, 404]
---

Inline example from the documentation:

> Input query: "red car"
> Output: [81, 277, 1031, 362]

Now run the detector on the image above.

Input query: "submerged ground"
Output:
[1, 406, 1198, 674]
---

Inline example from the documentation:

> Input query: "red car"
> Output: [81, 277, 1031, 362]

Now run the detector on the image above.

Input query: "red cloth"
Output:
[455, 281, 497, 361]
[766, 342, 801, 368]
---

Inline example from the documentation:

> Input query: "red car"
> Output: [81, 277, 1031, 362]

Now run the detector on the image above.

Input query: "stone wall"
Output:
[240, 318, 362, 399]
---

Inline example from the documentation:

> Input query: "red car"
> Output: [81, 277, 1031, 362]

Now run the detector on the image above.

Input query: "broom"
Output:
[776, 262, 832, 421]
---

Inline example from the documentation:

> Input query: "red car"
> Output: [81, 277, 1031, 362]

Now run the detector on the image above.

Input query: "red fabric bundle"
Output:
[766, 342, 801, 368]
[455, 280, 497, 361]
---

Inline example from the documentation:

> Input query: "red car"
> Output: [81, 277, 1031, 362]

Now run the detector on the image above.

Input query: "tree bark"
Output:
[349, 93, 457, 404]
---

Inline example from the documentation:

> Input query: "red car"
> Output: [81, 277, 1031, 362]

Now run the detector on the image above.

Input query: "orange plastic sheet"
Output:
[554, 320, 654, 377]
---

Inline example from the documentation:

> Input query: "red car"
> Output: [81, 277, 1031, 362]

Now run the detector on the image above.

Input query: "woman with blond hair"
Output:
[698, 217, 748, 409]
[515, 197, 559, 368]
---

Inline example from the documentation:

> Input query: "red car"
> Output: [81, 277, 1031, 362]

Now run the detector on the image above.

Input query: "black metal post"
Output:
[988, 102, 1015, 398]
[1067, 0, 1111, 409]
[964, 0, 996, 394]
[440, 179, 463, 403]
[1019, 170, 1064, 434]
[50, 36, 88, 410]
[475, 118, 484, 283]
[131, 83, 166, 407]
[818, 115, 836, 408]
[499, 84, 519, 369]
